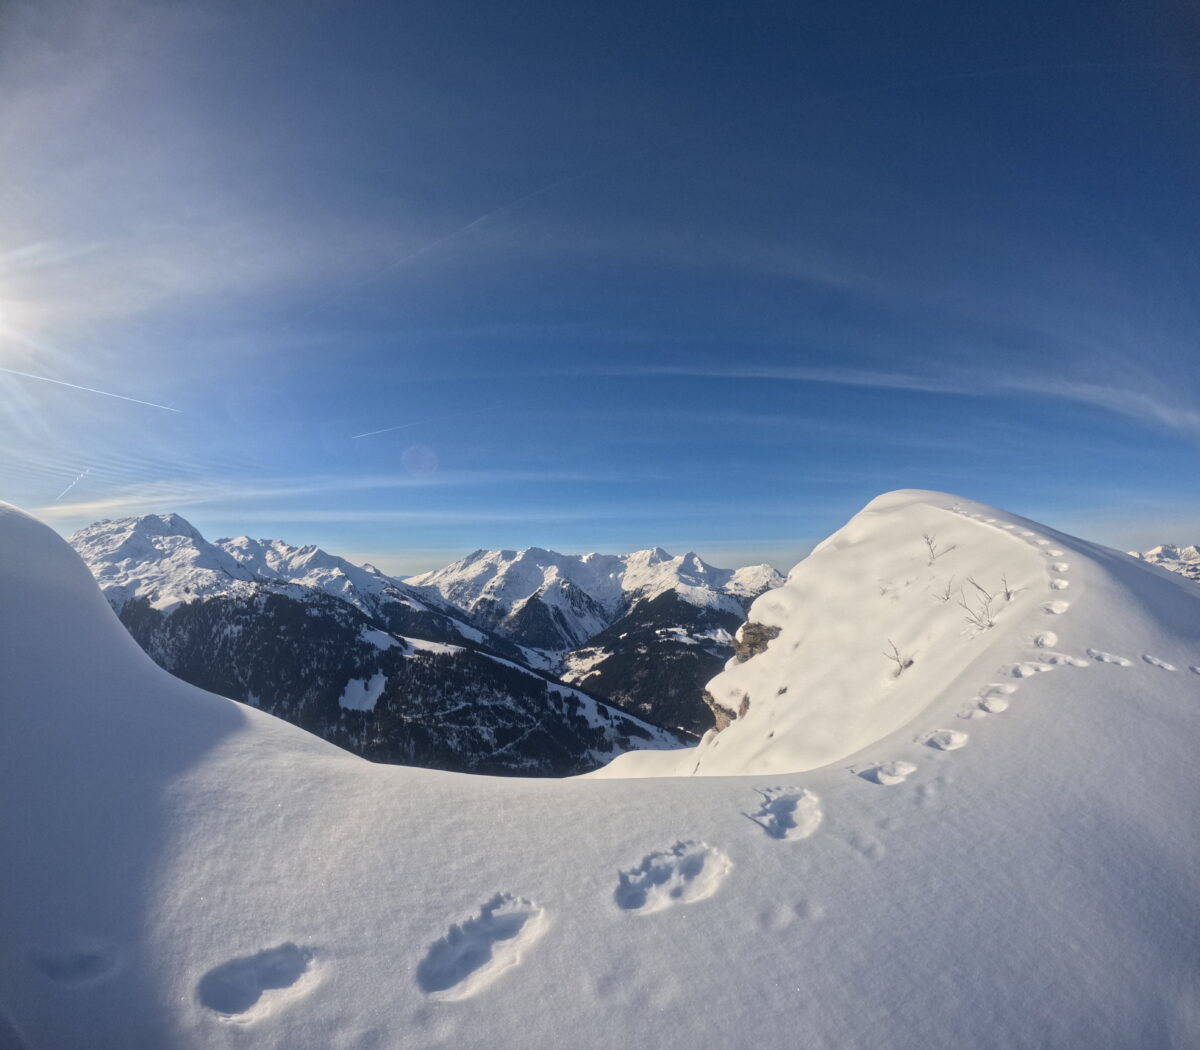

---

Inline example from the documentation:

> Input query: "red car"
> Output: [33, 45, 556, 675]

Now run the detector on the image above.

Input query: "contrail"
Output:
[0, 366, 181, 412]
[351, 406, 497, 440]
[53, 467, 92, 503]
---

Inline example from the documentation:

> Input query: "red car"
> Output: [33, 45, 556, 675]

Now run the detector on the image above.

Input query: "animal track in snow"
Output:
[1049, 562, 1070, 573]
[416, 894, 547, 1001]
[614, 842, 731, 914]
[198, 943, 316, 1020]
[1042, 600, 1070, 615]
[1041, 652, 1090, 668]
[1142, 654, 1176, 671]
[1049, 579, 1070, 590]
[32, 940, 118, 985]
[978, 693, 1010, 713]
[1043, 548, 1065, 557]
[974, 683, 1016, 713]
[1011, 661, 1055, 678]
[1191, 666, 1200, 676]
[1018, 529, 1036, 537]
[857, 761, 917, 786]
[922, 729, 968, 751]
[1035, 539, 1051, 546]
[1087, 648, 1131, 667]
[1034, 631, 1058, 648]
[744, 787, 822, 840]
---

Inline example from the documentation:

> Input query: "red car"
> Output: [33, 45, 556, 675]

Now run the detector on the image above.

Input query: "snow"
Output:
[5, 492, 1200, 1049]
[338, 672, 387, 711]
[1131, 542, 1200, 581]
[361, 628, 400, 650]
[405, 545, 783, 645]
[404, 637, 461, 656]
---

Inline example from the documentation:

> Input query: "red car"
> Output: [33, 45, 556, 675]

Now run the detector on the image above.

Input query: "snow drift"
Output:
[2, 492, 1199, 1049]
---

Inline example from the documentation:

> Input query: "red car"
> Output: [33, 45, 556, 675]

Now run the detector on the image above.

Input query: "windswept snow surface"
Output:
[4, 492, 1200, 1049]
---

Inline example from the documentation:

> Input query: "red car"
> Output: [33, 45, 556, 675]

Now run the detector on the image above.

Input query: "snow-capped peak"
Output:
[405, 545, 784, 650]
[69, 513, 261, 613]
[1130, 543, 1200, 581]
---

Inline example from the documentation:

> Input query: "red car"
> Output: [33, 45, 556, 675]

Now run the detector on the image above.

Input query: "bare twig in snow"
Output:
[958, 586, 995, 632]
[923, 533, 957, 565]
[933, 576, 955, 602]
[965, 575, 994, 602]
[1000, 573, 1023, 601]
[884, 640, 914, 677]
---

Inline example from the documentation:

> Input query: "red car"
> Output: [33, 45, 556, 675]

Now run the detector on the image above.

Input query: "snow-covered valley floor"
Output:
[2, 492, 1198, 1049]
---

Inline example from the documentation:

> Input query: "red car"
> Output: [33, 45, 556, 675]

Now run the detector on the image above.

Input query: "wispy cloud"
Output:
[599, 362, 1200, 439]
[28, 468, 627, 522]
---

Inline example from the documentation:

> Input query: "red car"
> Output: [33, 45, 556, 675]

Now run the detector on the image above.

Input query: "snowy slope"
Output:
[406, 546, 783, 650]
[1131, 543, 1200, 582]
[4, 494, 1200, 1050]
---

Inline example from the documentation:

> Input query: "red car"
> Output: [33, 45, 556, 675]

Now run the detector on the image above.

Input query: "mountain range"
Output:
[406, 546, 783, 731]
[69, 514, 782, 771]
[1130, 543, 1200, 582]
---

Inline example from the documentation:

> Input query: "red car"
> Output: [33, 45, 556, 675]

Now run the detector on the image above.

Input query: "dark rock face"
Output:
[733, 622, 782, 663]
[702, 689, 736, 732]
[115, 593, 682, 776]
[700, 621, 783, 733]
[562, 591, 742, 735]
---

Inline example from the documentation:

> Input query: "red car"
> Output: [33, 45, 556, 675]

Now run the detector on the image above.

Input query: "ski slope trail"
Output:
[2, 491, 1199, 1049]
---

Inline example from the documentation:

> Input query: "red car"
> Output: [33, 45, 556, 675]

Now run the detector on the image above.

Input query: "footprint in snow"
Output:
[974, 682, 1018, 713]
[1042, 600, 1070, 615]
[416, 893, 547, 1001]
[744, 787, 823, 840]
[1142, 654, 1176, 671]
[922, 729, 968, 751]
[1034, 631, 1058, 648]
[198, 943, 316, 1020]
[1049, 579, 1070, 590]
[1049, 562, 1070, 573]
[857, 760, 917, 786]
[614, 842, 731, 914]
[1035, 539, 1051, 546]
[32, 940, 118, 985]
[1011, 661, 1055, 678]
[1043, 548, 1065, 557]
[1087, 648, 1132, 667]
[1041, 652, 1090, 668]
[1191, 666, 1200, 676]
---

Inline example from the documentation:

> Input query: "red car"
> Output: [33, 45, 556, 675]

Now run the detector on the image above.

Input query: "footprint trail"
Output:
[417, 894, 547, 1001]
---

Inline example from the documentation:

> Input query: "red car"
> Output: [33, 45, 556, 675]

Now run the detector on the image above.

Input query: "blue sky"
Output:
[1, 0, 1198, 573]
